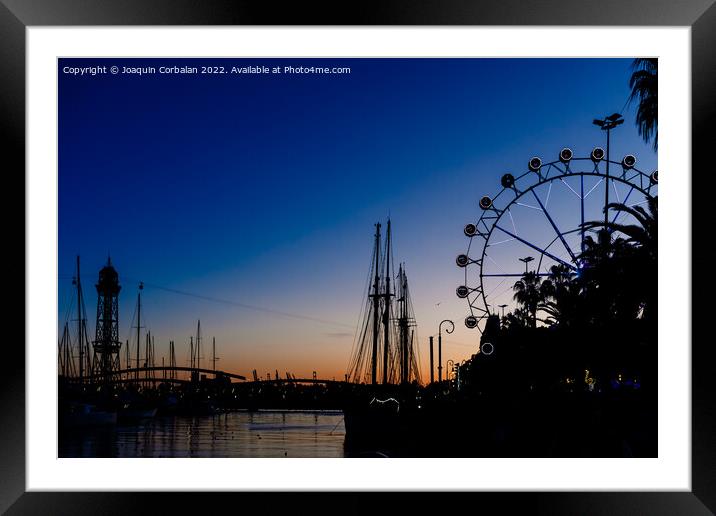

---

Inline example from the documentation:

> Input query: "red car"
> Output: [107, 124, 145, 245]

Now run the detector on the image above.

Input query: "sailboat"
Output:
[342, 220, 424, 453]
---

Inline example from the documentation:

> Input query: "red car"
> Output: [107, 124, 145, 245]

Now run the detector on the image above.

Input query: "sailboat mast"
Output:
[76, 256, 84, 382]
[370, 223, 381, 385]
[382, 219, 392, 384]
[136, 284, 142, 383]
[399, 265, 408, 384]
[197, 320, 201, 372]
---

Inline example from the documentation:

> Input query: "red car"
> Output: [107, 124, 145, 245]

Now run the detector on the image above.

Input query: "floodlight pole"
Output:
[594, 113, 623, 227]
[499, 304, 508, 318]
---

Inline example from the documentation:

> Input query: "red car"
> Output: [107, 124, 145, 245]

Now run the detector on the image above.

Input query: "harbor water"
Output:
[59, 410, 346, 458]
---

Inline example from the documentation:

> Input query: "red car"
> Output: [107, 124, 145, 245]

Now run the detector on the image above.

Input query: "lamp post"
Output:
[438, 320, 454, 383]
[593, 113, 624, 226]
[499, 304, 508, 318]
[519, 256, 534, 274]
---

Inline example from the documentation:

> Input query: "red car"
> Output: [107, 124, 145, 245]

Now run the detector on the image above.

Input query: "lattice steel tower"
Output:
[92, 257, 122, 382]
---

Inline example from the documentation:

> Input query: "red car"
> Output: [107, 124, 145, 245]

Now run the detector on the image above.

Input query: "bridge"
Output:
[76, 366, 347, 386]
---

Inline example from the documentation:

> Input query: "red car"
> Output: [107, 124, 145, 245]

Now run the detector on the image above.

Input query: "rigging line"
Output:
[138, 281, 354, 330]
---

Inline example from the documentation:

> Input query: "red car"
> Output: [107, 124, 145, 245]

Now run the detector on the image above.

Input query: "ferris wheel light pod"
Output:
[651, 170, 658, 183]
[622, 154, 637, 169]
[559, 148, 573, 163]
[501, 173, 515, 188]
[479, 196, 493, 210]
[456, 254, 470, 267]
[464, 315, 478, 329]
[456, 286, 469, 298]
[481, 342, 494, 355]
[464, 223, 477, 237]
[591, 147, 605, 161]
[528, 157, 542, 171]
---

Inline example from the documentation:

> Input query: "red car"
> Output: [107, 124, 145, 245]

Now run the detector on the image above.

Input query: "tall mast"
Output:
[76, 256, 83, 382]
[136, 282, 143, 383]
[370, 223, 381, 385]
[190, 336, 194, 370]
[197, 320, 201, 372]
[399, 265, 408, 384]
[382, 219, 392, 384]
[169, 340, 176, 380]
[212, 336, 216, 372]
[145, 332, 150, 386]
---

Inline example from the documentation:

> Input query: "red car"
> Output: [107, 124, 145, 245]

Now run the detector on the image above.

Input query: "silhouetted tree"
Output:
[513, 271, 543, 328]
[629, 58, 658, 149]
[538, 264, 580, 327]
[583, 196, 658, 322]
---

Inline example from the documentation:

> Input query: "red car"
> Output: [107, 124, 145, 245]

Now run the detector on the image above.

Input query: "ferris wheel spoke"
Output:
[494, 224, 577, 271]
[611, 180, 622, 204]
[515, 202, 541, 211]
[611, 185, 635, 224]
[488, 238, 516, 246]
[508, 209, 518, 235]
[559, 178, 581, 199]
[544, 181, 553, 207]
[584, 178, 604, 199]
[530, 189, 577, 263]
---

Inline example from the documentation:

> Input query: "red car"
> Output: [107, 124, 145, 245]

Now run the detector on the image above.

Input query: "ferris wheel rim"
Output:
[460, 155, 657, 329]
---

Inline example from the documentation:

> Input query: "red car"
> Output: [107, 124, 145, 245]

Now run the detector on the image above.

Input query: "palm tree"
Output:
[600, 196, 657, 260]
[513, 271, 543, 328]
[538, 264, 579, 327]
[579, 196, 657, 323]
[629, 58, 658, 149]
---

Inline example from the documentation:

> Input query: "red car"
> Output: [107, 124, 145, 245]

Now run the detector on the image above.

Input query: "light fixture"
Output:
[464, 315, 478, 329]
[622, 154, 636, 169]
[559, 148, 573, 163]
[528, 157, 542, 171]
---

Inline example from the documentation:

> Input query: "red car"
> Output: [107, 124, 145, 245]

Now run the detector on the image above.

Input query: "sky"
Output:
[58, 58, 657, 381]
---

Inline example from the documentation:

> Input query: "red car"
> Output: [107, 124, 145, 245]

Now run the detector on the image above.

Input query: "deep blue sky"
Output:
[58, 58, 657, 378]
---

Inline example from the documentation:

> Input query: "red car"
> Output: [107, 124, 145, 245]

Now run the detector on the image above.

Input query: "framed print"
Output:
[4, 0, 715, 513]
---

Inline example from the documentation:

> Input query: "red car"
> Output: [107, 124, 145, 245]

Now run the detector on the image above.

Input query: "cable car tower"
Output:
[92, 257, 122, 384]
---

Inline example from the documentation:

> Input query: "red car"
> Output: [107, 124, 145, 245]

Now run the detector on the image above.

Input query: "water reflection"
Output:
[59, 410, 346, 458]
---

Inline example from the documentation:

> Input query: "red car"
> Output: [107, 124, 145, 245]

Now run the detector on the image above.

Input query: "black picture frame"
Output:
[3, 1, 714, 513]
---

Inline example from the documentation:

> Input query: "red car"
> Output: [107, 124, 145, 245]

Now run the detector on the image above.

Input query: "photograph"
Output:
[57, 56, 659, 459]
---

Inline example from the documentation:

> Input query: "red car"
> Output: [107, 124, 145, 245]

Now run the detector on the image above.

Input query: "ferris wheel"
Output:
[455, 142, 658, 333]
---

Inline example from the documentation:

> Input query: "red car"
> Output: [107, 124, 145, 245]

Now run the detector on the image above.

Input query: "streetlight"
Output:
[438, 320, 454, 383]
[519, 256, 534, 274]
[593, 113, 624, 226]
